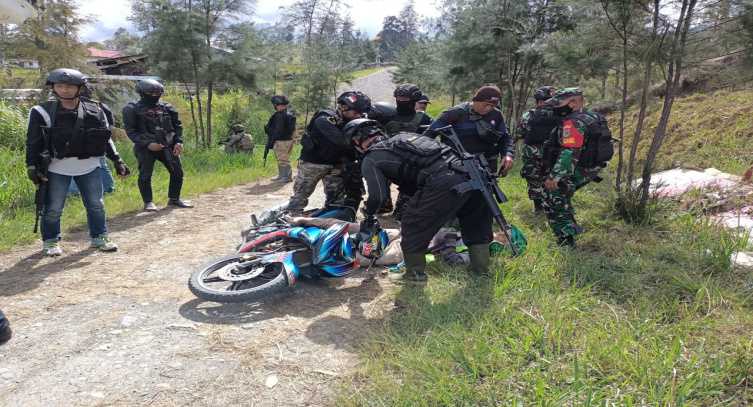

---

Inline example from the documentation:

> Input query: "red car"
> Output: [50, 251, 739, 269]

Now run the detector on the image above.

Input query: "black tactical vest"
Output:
[367, 132, 455, 188]
[524, 107, 560, 145]
[34, 99, 111, 160]
[384, 112, 427, 136]
[132, 102, 177, 145]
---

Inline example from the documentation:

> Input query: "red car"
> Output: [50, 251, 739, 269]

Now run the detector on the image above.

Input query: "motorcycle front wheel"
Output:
[188, 254, 289, 303]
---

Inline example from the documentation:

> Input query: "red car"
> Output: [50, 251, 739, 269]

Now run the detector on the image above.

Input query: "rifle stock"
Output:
[434, 125, 519, 256]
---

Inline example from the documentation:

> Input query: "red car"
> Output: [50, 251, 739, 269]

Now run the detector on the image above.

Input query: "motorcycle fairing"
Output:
[286, 226, 324, 247]
[313, 223, 358, 277]
[260, 251, 300, 286]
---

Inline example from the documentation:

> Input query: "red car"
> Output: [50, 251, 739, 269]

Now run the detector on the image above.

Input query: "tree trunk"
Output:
[183, 81, 200, 146]
[615, 25, 629, 192]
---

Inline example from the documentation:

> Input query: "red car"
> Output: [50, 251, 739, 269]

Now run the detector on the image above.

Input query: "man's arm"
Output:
[165, 104, 183, 145]
[495, 115, 514, 159]
[312, 116, 348, 148]
[122, 104, 152, 149]
[361, 155, 391, 216]
[25, 109, 45, 167]
[285, 113, 297, 139]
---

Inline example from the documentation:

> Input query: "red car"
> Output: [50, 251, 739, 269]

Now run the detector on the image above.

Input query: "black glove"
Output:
[26, 166, 46, 185]
[114, 160, 131, 177]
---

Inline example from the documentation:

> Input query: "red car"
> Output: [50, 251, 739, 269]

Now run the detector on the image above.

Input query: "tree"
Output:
[103, 27, 143, 54]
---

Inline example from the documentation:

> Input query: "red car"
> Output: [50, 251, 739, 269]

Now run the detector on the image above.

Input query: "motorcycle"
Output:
[188, 205, 389, 303]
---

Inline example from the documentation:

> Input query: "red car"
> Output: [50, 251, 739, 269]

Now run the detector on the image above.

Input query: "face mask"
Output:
[553, 105, 573, 117]
[396, 100, 415, 115]
[142, 95, 161, 106]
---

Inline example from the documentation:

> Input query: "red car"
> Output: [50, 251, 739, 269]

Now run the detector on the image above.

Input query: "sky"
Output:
[78, 0, 442, 43]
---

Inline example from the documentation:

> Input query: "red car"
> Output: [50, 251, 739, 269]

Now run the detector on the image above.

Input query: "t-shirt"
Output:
[48, 157, 101, 176]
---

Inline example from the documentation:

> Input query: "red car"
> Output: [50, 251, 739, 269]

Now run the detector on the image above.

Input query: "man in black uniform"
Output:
[264, 95, 296, 182]
[26, 68, 130, 256]
[123, 79, 192, 211]
[427, 85, 514, 175]
[345, 119, 494, 282]
[286, 91, 371, 215]
[518, 86, 558, 213]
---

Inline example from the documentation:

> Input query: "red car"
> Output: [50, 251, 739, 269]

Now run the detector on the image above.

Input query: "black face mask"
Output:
[142, 95, 161, 106]
[553, 105, 573, 117]
[396, 100, 415, 116]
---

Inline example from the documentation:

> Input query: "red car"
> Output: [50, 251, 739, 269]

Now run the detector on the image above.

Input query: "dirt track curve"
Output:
[0, 179, 397, 406]
[338, 67, 397, 104]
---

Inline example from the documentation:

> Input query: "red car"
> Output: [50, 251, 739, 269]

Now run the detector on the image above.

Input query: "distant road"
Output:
[338, 66, 397, 104]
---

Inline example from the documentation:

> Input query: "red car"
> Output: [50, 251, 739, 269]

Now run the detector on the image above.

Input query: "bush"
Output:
[0, 100, 28, 150]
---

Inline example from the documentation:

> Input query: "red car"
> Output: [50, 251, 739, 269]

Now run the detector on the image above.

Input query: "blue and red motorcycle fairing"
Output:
[189, 207, 389, 303]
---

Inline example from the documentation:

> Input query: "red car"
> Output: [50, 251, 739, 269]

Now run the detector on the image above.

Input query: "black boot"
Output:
[168, 198, 194, 208]
[533, 200, 545, 214]
[0, 309, 11, 345]
[468, 244, 491, 276]
[397, 252, 428, 283]
[557, 235, 576, 248]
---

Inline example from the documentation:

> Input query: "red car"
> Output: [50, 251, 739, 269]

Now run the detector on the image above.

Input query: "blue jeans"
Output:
[42, 169, 108, 241]
[68, 158, 115, 195]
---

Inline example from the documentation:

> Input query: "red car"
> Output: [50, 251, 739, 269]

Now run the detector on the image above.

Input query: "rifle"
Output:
[33, 131, 52, 233]
[432, 125, 520, 256]
[263, 142, 272, 167]
[154, 124, 177, 172]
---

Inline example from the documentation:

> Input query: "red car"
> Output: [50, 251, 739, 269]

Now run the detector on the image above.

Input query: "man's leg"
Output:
[322, 165, 345, 207]
[75, 168, 117, 251]
[274, 140, 294, 182]
[326, 161, 364, 210]
[100, 157, 115, 193]
[155, 151, 191, 207]
[520, 144, 546, 212]
[457, 191, 494, 275]
[542, 178, 579, 246]
[41, 172, 72, 255]
[135, 147, 157, 205]
[287, 161, 331, 214]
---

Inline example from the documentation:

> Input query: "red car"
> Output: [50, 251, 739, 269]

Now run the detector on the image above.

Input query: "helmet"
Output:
[357, 228, 389, 260]
[367, 101, 397, 121]
[393, 83, 423, 101]
[343, 118, 383, 143]
[46, 68, 87, 86]
[534, 86, 556, 101]
[232, 124, 245, 132]
[337, 91, 372, 114]
[271, 95, 289, 105]
[135, 79, 165, 97]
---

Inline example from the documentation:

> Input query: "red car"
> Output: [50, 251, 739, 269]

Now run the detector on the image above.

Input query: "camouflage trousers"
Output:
[520, 144, 547, 209]
[287, 160, 364, 214]
[541, 168, 592, 240]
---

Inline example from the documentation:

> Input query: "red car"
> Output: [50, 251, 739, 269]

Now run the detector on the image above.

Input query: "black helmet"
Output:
[368, 101, 397, 121]
[343, 118, 383, 143]
[534, 86, 557, 101]
[337, 91, 372, 114]
[271, 95, 289, 105]
[232, 124, 245, 132]
[46, 68, 87, 86]
[393, 83, 423, 102]
[136, 79, 165, 97]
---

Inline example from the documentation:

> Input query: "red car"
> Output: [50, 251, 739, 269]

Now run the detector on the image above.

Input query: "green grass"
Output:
[339, 165, 753, 404]
[0, 142, 286, 251]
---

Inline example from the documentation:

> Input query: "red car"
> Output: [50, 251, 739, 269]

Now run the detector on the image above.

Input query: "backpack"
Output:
[577, 111, 614, 168]
[384, 112, 427, 136]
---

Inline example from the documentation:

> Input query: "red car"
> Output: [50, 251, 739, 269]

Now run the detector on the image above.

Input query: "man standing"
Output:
[222, 124, 254, 154]
[286, 91, 371, 215]
[123, 79, 192, 211]
[427, 85, 514, 175]
[26, 68, 130, 256]
[264, 95, 296, 182]
[518, 86, 558, 213]
[542, 88, 612, 247]
[345, 119, 494, 282]
[415, 94, 431, 117]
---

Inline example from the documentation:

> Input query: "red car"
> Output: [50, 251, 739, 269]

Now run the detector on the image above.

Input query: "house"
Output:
[87, 48, 148, 76]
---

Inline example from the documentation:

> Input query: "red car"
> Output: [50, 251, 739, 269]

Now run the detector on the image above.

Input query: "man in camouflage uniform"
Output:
[518, 86, 557, 213]
[542, 88, 609, 247]
[286, 91, 371, 215]
[221, 124, 254, 154]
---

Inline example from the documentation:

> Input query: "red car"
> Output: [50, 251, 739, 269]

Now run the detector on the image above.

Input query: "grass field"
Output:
[338, 89, 753, 405]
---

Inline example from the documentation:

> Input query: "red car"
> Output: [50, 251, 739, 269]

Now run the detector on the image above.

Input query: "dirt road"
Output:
[0, 180, 396, 406]
[338, 67, 397, 104]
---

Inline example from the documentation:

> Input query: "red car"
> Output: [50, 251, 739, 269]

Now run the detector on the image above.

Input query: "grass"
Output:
[339, 169, 753, 405]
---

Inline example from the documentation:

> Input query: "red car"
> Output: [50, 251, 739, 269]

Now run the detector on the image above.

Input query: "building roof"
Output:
[87, 48, 124, 59]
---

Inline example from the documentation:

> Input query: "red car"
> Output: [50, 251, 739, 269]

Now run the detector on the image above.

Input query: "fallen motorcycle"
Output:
[188, 206, 388, 303]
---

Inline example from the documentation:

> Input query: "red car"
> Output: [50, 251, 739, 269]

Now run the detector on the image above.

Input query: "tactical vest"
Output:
[524, 107, 559, 146]
[368, 132, 455, 188]
[572, 111, 614, 168]
[300, 109, 348, 164]
[383, 112, 427, 136]
[130, 102, 177, 145]
[33, 99, 111, 160]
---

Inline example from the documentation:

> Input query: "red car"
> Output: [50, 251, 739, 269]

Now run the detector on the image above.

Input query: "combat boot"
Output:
[533, 200, 545, 214]
[271, 164, 285, 181]
[557, 235, 576, 248]
[468, 244, 491, 276]
[280, 165, 293, 183]
[394, 252, 428, 283]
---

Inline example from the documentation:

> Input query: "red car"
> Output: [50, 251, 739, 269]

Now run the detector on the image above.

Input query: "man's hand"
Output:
[114, 160, 131, 177]
[358, 215, 378, 236]
[26, 166, 47, 185]
[498, 155, 514, 176]
[544, 177, 558, 191]
[147, 143, 164, 152]
[744, 165, 753, 183]
[173, 143, 183, 156]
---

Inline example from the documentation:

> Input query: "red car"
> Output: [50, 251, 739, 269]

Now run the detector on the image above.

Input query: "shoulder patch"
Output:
[327, 116, 337, 124]
[561, 119, 584, 148]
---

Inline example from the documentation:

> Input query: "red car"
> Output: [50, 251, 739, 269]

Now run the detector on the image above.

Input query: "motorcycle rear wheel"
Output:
[188, 254, 289, 303]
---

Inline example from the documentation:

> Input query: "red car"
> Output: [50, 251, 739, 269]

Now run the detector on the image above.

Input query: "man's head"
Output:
[394, 84, 423, 115]
[415, 94, 430, 112]
[271, 95, 289, 112]
[343, 118, 385, 154]
[549, 87, 584, 116]
[534, 86, 556, 107]
[232, 124, 245, 133]
[337, 91, 372, 122]
[46, 68, 87, 101]
[471, 85, 502, 116]
[136, 79, 165, 105]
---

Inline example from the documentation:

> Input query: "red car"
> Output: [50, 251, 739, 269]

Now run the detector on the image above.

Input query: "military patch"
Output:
[561, 120, 584, 148]
[327, 116, 337, 125]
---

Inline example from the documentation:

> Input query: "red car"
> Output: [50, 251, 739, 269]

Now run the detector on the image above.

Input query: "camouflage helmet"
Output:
[135, 79, 165, 97]
[533, 86, 556, 101]
[46, 68, 87, 86]
[548, 87, 583, 106]
[271, 95, 289, 105]
[393, 83, 423, 101]
[232, 124, 245, 132]
[337, 91, 372, 114]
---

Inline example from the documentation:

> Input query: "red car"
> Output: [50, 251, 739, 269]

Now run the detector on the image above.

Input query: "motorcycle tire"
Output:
[188, 254, 289, 303]
[0, 309, 11, 345]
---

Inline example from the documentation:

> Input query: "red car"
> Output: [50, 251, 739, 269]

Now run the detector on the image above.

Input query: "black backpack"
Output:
[577, 111, 614, 168]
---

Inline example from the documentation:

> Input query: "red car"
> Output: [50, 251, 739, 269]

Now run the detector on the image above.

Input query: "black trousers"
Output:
[400, 170, 493, 254]
[134, 146, 184, 203]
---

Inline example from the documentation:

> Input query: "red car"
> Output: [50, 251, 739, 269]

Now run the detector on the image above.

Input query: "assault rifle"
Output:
[154, 125, 177, 172]
[263, 142, 272, 167]
[33, 132, 52, 233]
[431, 125, 520, 256]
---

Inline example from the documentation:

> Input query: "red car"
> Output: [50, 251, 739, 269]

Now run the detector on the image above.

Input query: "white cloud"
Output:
[79, 0, 440, 42]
